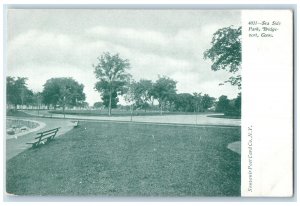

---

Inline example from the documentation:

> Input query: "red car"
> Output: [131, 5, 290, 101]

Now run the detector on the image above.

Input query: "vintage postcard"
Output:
[3, 7, 293, 199]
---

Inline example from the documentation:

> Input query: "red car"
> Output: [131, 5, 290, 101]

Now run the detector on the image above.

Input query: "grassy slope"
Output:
[7, 122, 241, 196]
[6, 110, 33, 117]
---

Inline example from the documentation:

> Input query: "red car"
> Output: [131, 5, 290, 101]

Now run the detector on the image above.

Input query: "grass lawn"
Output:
[207, 114, 241, 120]
[6, 110, 33, 117]
[6, 121, 241, 196]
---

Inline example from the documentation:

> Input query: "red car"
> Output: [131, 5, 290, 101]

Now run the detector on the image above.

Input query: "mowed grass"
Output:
[6, 122, 241, 196]
[6, 110, 33, 117]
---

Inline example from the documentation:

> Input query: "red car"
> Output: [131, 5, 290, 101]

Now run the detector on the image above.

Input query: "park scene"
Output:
[6, 10, 241, 196]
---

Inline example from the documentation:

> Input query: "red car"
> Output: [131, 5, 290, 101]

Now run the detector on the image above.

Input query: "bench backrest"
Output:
[35, 127, 60, 139]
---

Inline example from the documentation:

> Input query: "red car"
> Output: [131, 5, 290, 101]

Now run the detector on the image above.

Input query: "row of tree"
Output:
[6, 73, 241, 116]
[7, 76, 87, 111]
[92, 52, 241, 116]
[91, 53, 215, 115]
[91, 26, 242, 116]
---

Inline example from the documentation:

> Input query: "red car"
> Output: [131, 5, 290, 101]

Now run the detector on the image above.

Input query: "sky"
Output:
[7, 9, 241, 105]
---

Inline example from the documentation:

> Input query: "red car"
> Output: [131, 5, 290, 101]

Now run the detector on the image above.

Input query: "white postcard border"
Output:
[241, 10, 293, 197]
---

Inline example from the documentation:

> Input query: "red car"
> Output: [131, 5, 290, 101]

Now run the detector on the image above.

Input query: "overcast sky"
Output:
[7, 9, 241, 105]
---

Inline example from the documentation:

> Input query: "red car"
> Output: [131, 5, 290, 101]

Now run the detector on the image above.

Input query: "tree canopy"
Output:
[215, 93, 240, 116]
[204, 26, 242, 88]
[152, 76, 177, 115]
[93, 102, 103, 109]
[215, 95, 230, 113]
[201, 94, 215, 110]
[173, 93, 214, 112]
[6, 76, 33, 108]
[173, 93, 195, 112]
[133, 79, 154, 111]
[42, 77, 86, 110]
[94, 52, 131, 116]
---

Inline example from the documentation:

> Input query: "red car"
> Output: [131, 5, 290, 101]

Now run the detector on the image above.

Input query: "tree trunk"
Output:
[130, 104, 133, 122]
[108, 89, 112, 116]
[169, 102, 172, 111]
[63, 105, 65, 118]
[160, 102, 163, 115]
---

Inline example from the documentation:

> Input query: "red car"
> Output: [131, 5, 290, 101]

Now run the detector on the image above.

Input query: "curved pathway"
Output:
[6, 116, 75, 160]
[23, 110, 241, 127]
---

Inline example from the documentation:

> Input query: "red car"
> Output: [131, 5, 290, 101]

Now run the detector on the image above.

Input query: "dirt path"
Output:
[6, 117, 75, 160]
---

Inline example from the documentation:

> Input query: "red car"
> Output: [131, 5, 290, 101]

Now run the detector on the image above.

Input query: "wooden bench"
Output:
[26, 127, 60, 148]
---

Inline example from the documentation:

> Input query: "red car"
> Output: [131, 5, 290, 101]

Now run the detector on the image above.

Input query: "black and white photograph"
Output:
[5, 9, 242, 196]
[3, 5, 294, 201]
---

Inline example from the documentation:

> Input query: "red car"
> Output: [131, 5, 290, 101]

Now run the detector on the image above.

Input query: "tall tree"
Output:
[226, 92, 241, 116]
[193, 92, 202, 112]
[216, 95, 230, 113]
[123, 80, 137, 121]
[23, 90, 34, 107]
[33, 92, 43, 115]
[174, 93, 195, 112]
[134, 79, 154, 112]
[6, 76, 33, 109]
[42, 77, 86, 116]
[234, 92, 241, 115]
[204, 26, 242, 88]
[201, 94, 215, 110]
[94, 52, 131, 116]
[152, 76, 177, 115]
[95, 80, 119, 110]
